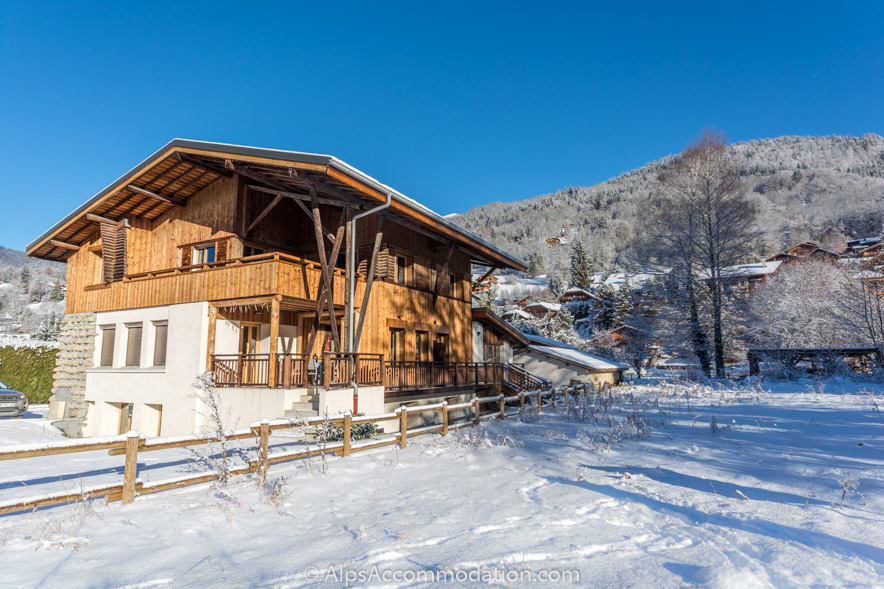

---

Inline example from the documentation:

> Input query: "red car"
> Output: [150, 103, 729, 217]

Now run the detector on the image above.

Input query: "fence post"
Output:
[519, 392, 525, 408]
[343, 413, 351, 457]
[122, 431, 140, 505]
[551, 388, 556, 406]
[499, 394, 505, 420]
[400, 408, 408, 449]
[564, 387, 569, 404]
[258, 419, 270, 484]
[442, 401, 449, 435]
[537, 390, 542, 413]
[473, 397, 481, 425]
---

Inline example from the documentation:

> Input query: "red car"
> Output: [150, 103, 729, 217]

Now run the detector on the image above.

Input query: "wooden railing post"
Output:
[323, 353, 331, 390]
[399, 408, 408, 448]
[551, 388, 556, 406]
[519, 392, 525, 408]
[258, 419, 270, 484]
[499, 395, 505, 420]
[564, 387, 569, 404]
[283, 355, 292, 389]
[442, 401, 449, 435]
[122, 431, 140, 505]
[235, 354, 243, 387]
[473, 397, 480, 425]
[343, 413, 351, 457]
[536, 390, 542, 413]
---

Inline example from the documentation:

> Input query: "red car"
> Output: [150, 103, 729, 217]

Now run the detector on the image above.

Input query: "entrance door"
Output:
[239, 323, 261, 383]
[433, 333, 449, 363]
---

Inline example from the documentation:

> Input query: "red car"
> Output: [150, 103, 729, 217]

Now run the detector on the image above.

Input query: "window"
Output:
[125, 323, 143, 367]
[194, 245, 216, 265]
[153, 322, 168, 367]
[99, 326, 116, 367]
[396, 255, 407, 284]
[415, 331, 430, 362]
[243, 245, 265, 257]
[389, 328, 405, 362]
[484, 343, 502, 363]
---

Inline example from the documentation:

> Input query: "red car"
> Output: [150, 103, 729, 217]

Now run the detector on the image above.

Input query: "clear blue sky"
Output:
[1, 1, 882, 251]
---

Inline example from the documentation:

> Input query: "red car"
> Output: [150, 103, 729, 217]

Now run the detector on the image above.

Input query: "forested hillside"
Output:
[452, 134, 884, 275]
[0, 246, 65, 339]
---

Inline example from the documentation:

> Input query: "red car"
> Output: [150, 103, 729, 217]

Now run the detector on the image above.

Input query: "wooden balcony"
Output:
[211, 352, 384, 390]
[71, 252, 348, 314]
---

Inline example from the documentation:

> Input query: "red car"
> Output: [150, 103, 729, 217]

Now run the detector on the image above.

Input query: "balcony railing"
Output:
[211, 352, 384, 389]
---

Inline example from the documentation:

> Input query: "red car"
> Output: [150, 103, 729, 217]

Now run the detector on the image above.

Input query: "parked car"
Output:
[0, 381, 28, 418]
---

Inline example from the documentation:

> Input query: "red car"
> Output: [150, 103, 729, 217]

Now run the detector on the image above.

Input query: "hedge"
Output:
[0, 346, 58, 403]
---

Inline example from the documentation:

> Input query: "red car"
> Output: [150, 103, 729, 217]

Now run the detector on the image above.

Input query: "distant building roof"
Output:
[527, 345, 628, 372]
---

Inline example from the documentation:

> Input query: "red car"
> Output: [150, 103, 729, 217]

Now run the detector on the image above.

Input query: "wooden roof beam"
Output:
[47, 239, 81, 251]
[126, 184, 186, 206]
[247, 184, 364, 209]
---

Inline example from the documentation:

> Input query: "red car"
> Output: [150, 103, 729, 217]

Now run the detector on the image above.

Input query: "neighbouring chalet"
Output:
[558, 287, 596, 304]
[28, 139, 549, 437]
[766, 242, 840, 266]
[514, 334, 626, 387]
[471, 308, 529, 364]
[523, 301, 560, 319]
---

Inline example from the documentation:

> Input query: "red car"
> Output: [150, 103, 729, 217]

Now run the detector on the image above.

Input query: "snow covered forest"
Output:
[0, 246, 65, 344]
[453, 134, 884, 275]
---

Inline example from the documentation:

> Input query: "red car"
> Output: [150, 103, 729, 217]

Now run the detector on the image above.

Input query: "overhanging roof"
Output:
[471, 308, 529, 347]
[27, 139, 526, 271]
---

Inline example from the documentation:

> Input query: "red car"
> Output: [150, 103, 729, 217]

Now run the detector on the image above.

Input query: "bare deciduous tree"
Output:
[641, 130, 759, 377]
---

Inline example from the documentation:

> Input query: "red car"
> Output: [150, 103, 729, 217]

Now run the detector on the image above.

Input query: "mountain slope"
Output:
[451, 134, 884, 274]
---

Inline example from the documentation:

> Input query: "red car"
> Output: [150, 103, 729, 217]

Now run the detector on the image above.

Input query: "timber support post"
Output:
[342, 413, 351, 457]
[258, 420, 270, 484]
[399, 409, 408, 448]
[122, 431, 140, 505]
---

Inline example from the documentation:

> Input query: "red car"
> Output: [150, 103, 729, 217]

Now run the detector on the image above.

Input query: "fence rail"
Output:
[0, 383, 612, 517]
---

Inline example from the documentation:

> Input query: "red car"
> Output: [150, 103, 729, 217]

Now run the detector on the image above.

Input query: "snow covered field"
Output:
[0, 379, 882, 588]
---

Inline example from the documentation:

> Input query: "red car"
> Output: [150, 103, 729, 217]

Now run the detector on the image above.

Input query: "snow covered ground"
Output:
[0, 378, 882, 587]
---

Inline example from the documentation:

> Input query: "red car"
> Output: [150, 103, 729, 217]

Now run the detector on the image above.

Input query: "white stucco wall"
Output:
[84, 302, 209, 437]
[514, 351, 622, 388]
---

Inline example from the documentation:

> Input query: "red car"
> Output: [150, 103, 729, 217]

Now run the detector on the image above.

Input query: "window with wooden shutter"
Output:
[100, 222, 127, 283]
[125, 323, 143, 367]
[99, 326, 116, 367]
[153, 322, 168, 367]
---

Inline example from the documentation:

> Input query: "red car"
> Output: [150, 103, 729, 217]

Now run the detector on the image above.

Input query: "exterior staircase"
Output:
[283, 387, 321, 419]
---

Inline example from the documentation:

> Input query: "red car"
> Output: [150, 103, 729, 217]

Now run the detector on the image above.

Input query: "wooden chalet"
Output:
[28, 139, 548, 437]
[766, 242, 840, 266]
[558, 287, 596, 304]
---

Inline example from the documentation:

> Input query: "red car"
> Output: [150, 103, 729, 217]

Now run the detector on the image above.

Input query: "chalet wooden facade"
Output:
[766, 242, 840, 266]
[29, 139, 546, 437]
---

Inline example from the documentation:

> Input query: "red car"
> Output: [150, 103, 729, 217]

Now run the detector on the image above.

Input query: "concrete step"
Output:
[290, 401, 316, 411]
[284, 408, 319, 419]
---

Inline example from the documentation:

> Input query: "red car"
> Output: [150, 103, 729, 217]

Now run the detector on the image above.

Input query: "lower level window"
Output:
[118, 403, 133, 434]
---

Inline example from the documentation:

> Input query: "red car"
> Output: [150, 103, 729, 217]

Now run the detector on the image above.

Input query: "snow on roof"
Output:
[524, 302, 560, 311]
[523, 332, 581, 350]
[698, 261, 782, 280]
[529, 345, 628, 372]
[561, 287, 594, 296]
[501, 308, 532, 320]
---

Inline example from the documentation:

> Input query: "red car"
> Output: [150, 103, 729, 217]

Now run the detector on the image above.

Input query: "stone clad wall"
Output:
[48, 312, 95, 437]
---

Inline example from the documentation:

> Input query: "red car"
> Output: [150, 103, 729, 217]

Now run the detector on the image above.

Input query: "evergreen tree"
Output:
[569, 241, 593, 288]
[49, 281, 65, 302]
[617, 269, 634, 320]
[20, 267, 31, 285]
[539, 306, 578, 346]
[547, 273, 564, 297]
[593, 284, 620, 330]
[526, 252, 544, 276]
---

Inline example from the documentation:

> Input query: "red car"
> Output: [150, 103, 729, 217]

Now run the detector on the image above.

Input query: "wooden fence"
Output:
[0, 383, 608, 517]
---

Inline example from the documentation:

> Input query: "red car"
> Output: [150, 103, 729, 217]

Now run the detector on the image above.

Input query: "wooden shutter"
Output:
[153, 323, 168, 366]
[381, 246, 395, 281]
[180, 245, 192, 267]
[100, 222, 127, 283]
[100, 327, 116, 366]
[215, 239, 228, 262]
[125, 324, 143, 367]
